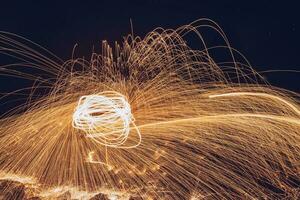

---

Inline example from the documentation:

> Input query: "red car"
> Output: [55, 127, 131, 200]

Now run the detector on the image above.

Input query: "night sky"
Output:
[0, 0, 299, 104]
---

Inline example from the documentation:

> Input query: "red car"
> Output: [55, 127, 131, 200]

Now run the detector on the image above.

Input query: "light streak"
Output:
[72, 91, 141, 148]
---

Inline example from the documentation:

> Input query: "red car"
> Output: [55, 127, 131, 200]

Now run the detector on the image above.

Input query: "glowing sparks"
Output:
[0, 19, 299, 199]
[72, 91, 141, 148]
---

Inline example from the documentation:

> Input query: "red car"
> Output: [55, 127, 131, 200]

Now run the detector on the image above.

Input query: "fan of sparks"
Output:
[0, 19, 299, 199]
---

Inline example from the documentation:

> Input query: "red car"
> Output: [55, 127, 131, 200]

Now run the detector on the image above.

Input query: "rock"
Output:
[0, 180, 26, 200]
[89, 193, 110, 200]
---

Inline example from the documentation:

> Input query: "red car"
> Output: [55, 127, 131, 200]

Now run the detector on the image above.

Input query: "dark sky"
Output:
[0, 0, 299, 97]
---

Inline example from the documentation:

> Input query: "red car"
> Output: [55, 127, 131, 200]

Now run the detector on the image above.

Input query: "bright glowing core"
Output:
[72, 91, 140, 148]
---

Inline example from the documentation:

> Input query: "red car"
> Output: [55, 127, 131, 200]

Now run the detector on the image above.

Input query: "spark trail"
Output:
[0, 19, 299, 199]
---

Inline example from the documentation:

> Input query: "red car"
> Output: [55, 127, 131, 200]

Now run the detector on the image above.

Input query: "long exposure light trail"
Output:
[0, 19, 299, 199]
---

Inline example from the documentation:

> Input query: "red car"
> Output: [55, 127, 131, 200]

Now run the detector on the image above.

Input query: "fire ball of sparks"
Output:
[72, 91, 141, 148]
[0, 19, 299, 199]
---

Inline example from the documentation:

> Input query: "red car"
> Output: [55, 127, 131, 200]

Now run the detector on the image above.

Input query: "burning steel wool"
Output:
[0, 19, 299, 199]
[72, 91, 141, 148]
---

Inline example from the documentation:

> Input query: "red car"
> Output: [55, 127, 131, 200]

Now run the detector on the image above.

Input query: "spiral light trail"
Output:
[72, 91, 141, 148]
